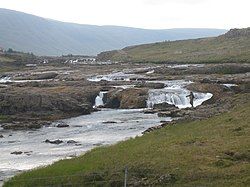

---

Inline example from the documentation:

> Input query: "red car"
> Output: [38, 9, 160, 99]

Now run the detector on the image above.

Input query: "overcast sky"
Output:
[0, 0, 249, 29]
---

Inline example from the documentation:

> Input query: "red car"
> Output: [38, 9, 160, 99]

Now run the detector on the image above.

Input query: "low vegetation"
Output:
[97, 28, 250, 63]
[4, 93, 250, 186]
[0, 51, 38, 73]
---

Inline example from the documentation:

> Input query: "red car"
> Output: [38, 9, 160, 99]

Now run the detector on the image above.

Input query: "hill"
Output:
[97, 28, 250, 63]
[0, 8, 226, 56]
[4, 93, 250, 186]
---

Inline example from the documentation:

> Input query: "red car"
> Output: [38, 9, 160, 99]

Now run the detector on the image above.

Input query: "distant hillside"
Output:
[0, 8, 226, 56]
[97, 28, 250, 63]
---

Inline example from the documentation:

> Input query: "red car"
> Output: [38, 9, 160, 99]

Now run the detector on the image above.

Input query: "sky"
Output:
[0, 0, 249, 29]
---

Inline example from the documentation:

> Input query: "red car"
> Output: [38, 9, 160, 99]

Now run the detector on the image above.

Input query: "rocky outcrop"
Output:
[222, 28, 250, 38]
[143, 121, 175, 134]
[0, 84, 100, 115]
[0, 93, 92, 116]
[22, 72, 59, 80]
[186, 83, 226, 104]
[105, 88, 148, 109]
[153, 102, 178, 110]
[135, 82, 165, 89]
[154, 64, 250, 76]
[0, 82, 101, 129]
[158, 110, 182, 118]
[105, 89, 121, 108]
[1, 121, 50, 130]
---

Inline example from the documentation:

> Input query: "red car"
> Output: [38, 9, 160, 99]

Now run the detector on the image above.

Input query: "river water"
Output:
[0, 109, 171, 183]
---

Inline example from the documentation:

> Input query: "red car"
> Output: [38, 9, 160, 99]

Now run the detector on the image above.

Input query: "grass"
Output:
[97, 28, 250, 63]
[4, 94, 250, 186]
[0, 56, 14, 63]
[0, 115, 10, 123]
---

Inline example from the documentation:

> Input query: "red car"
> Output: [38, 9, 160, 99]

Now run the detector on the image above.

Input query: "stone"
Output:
[102, 121, 117, 124]
[153, 102, 177, 110]
[11, 151, 23, 155]
[1, 122, 42, 130]
[105, 88, 148, 109]
[136, 82, 165, 89]
[158, 174, 177, 183]
[67, 140, 77, 144]
[157, 110, 181, 118]
[56, 122, 69, 128]
[45, 139, 63, 144]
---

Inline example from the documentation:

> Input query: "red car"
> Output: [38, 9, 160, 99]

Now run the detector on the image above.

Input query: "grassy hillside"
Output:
[0, 52, 37, 73]
[0, 8, 226, 56]
[4, 93, 250, 186]
[97, 28, 250, 63]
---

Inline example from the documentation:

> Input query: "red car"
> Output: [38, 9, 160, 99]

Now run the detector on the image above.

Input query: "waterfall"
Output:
[147, 82, 213, 109]
[94, 91, 107, 108]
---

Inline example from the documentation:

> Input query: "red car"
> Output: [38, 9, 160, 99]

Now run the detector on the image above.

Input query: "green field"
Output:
[4, 93, 250, 186]
[97, 28, 250, 64]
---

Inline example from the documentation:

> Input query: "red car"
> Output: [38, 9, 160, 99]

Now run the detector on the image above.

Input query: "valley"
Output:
[0, 54, 249, 186]
[0, 27, 249, 186]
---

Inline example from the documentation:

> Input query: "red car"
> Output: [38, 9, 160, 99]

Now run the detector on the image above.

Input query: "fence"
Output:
[4, 167, 177, 187]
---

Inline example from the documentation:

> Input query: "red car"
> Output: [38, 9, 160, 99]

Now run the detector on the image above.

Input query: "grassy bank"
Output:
[4, 94, 250, 186]
[97, 28, 250, 64]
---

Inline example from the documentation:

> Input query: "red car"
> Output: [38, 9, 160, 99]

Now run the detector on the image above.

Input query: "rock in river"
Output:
[11, 151, 23, 155]
[105, 88, 148, 109]
[45, 139, 63, 144]
[56, 122, 69, 128]
[67, 140, 77, 144]
[1, 121, 44, 130]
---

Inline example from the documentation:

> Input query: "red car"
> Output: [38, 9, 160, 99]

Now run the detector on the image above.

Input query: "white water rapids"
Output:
[93, 79, 213, 109]
[0, 77, 53, 84]
[146, 80, 213, 109]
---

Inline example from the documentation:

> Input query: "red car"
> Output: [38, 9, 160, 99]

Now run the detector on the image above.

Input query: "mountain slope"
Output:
[97, 28, 250, 63]
[0, 8, 226, 56]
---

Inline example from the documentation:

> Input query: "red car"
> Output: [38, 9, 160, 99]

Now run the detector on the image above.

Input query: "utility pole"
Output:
[124, 166, 128, 187]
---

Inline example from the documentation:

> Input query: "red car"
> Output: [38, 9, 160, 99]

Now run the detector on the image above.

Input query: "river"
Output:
[0, 70, 213, 184]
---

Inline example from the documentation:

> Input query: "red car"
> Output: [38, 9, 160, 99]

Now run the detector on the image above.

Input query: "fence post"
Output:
[124, 166, 128, 187]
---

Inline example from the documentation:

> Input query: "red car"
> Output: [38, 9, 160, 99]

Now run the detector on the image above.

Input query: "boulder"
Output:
[0, 92, 93, 116]
[105, 88, 148, 109]
[105, 89, 121, 108]
[135, 82, 165, 89]
[11, 151, 23, 155]
[153, 102, 178, 110]
[1, 122, 43, 130]
[29, 72, 58, 80]
[186, 83, 225, 104]
[0, 134, 4, 138]
[143, 109, 157, 114]
[45, 139, 63, 144]
[56, 122, 69, 128]
[158, 109, 182, 118]
[67, 140, 77, 144]
[102, 121, 117, 124]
